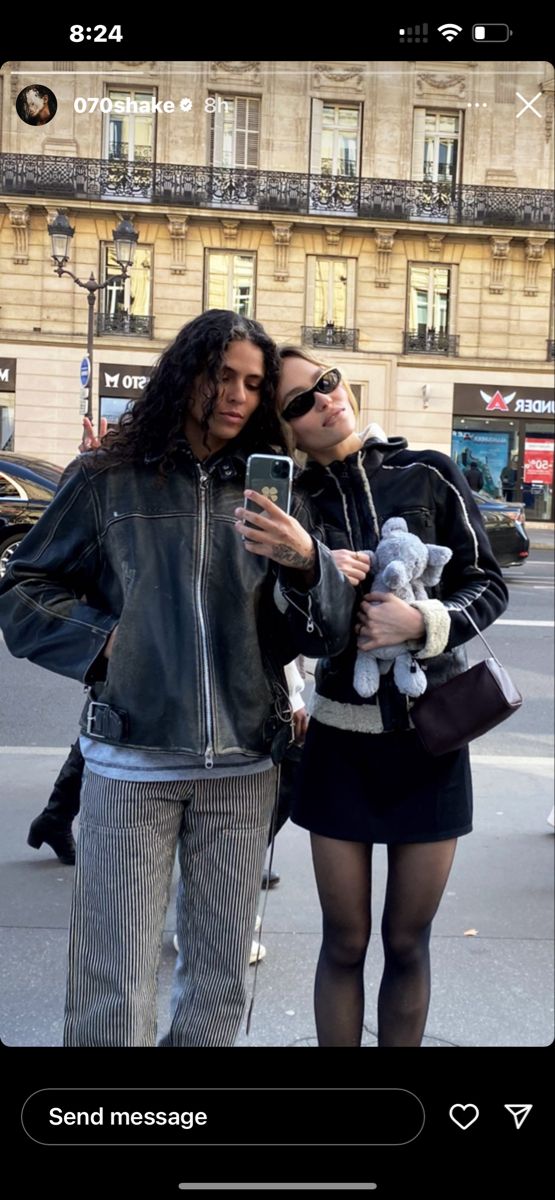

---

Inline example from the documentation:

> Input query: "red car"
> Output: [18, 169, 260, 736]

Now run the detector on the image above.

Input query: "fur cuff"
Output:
[410, 600, 451, 659]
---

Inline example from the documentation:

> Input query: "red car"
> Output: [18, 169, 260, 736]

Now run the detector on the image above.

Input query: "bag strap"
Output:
[458, 607, 502, 665]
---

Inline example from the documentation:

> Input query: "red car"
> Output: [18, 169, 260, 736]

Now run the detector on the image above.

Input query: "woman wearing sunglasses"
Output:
[271, 347, 508, 1047]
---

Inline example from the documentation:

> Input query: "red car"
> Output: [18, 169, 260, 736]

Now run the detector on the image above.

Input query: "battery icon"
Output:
[473, 23, 512, 41]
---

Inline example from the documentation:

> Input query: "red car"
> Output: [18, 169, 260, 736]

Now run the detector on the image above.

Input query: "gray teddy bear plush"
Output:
[353, 517, 452, 700]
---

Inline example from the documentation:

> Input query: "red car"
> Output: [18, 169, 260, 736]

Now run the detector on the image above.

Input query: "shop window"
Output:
[0, 396, 15, 451]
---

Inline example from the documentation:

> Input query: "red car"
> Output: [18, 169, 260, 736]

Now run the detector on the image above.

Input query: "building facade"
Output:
[1, 60, 554, 514]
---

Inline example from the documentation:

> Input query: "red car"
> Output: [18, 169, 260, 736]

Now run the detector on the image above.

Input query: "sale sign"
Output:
[524, 438, 554, 485]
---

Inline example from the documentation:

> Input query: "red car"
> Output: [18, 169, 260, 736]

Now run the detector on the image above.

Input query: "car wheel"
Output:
[0, 535, 21, 578]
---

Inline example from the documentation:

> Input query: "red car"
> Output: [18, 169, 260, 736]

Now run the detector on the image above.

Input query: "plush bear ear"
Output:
[381, 516, 408, 537]
[420, 543, 453, 586]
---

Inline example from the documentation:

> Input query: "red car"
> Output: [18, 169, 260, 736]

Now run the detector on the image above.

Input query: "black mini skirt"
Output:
[291, 718, 473, 844]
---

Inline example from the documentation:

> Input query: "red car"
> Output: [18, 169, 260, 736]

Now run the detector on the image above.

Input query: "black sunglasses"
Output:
[282, 368, 342, 421]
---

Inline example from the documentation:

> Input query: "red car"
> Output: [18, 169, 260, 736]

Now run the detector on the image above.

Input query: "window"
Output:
[98, 245, 153, 335]
[405, 265, 456, 353]
[310, 102, 361, 177]
[205, 252, 255, 317]
[304, 257, 357, 347]
[103, 89, 155, 162]
[0, 471, 22, 497]
[210, 96, 260, 168]
[409, 265, 450, 336]
[0, 396, 15, 451]
[412, 110, 461, 186]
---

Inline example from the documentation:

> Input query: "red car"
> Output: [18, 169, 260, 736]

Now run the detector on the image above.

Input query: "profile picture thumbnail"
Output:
[16, 84, 57, 127]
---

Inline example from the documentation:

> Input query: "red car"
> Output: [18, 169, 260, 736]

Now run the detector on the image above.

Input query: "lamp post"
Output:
[48, 213, 138, 426]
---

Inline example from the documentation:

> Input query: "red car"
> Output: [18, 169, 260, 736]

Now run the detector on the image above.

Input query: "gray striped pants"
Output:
[63, 766, 277, 1047]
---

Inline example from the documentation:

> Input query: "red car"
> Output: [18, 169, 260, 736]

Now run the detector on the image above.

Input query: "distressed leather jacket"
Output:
[0, 443, 354, 764]
[298, 433, 509, 736]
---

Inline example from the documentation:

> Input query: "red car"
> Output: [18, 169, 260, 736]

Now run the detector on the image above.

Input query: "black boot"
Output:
[27, 812, 76, 865]
[27, 740, 84, 865]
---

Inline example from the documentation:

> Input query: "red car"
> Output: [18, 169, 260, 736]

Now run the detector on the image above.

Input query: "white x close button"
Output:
[516, 92, 542, 119]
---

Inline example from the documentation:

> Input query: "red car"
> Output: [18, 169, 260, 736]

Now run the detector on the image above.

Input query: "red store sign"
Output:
[523, 438, 554, 485]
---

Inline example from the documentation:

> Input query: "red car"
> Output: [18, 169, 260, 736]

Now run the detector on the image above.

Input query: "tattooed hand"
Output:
[234, 490, 316, 572]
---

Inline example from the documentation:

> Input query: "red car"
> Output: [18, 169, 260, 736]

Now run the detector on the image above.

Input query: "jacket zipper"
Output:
[282, 590, 321, 636]
[197, 465, 215, 768]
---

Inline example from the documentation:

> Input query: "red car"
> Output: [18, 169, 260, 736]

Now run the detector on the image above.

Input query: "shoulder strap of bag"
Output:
[458, 607, 502, 665]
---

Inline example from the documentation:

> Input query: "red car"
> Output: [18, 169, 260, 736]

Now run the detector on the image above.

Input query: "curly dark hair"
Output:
[101, 310, 290, 473]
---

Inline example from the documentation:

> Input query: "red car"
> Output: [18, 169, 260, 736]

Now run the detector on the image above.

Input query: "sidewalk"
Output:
[526, 523, 554, 551]
[1, 749, 553, 1048]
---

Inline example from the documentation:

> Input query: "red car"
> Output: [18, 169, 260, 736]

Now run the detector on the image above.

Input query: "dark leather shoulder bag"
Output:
[410, 609, 522, 756]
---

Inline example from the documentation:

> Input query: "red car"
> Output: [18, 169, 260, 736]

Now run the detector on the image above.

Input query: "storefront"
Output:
[0, 358, 16, 451]
[99, 361, 154, 428]
[452, 384, 554, 522]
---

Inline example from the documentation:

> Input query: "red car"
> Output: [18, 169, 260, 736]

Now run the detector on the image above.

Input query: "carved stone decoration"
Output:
[165, 215, 189, 274]
[489, 236, 512, 293]
[312, 63, 364, 90]
[524, 238, 547, 295]
[374, 230, 397, 288]
[324, 226, 343, 249]
[53, 63, 74, 70]
[416, 74, 467, 98]
[540, 78, 555, 142]
[220, 220, 239, 246]
[210, 62, 261, 84]
[8, 205, 30, 264]
[426, 232, 446, 257]
[271, 222, 293, 281]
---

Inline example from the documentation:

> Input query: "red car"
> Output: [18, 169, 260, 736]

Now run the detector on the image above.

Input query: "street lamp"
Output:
[47, 213, 138, 425]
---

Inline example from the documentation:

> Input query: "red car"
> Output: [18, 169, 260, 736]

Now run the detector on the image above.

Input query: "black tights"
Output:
[311, 835, 457, 1047]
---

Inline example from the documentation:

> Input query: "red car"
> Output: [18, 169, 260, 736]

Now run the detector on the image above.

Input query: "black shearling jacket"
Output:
[298, 432, 509, 735]
[0, 442, 354, 764]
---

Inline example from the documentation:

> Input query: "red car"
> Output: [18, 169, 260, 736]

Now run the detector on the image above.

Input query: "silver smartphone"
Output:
[244, 454, 294, 524]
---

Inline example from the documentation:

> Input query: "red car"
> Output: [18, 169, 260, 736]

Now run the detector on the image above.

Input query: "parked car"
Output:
[0, 451, 63, 577]
[473, 490, 530, 568]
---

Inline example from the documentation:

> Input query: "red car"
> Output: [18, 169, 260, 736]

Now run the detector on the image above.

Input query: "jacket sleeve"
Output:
[272, 493, 355, 659]
[413, 452, 508, 657]
[0, 461, 118, 683]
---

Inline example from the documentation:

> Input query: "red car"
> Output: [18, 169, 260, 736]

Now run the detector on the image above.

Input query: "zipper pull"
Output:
[306, 595, 314, 634]
[198, 465, 209, 489]
[205, 746, 214, 769]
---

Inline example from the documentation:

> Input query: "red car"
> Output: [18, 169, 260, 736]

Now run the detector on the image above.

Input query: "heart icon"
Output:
[449, 1104, 479, 1130]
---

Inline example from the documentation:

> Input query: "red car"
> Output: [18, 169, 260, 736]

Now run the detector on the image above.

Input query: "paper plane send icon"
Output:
[504, 1104, 533, 1129]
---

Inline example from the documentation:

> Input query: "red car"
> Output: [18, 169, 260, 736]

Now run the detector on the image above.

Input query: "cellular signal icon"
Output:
[438, 23, 463, 41]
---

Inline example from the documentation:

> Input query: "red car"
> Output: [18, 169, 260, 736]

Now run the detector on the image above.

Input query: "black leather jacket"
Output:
[298, 433, 509, 735]
[0, 443, 354, 764]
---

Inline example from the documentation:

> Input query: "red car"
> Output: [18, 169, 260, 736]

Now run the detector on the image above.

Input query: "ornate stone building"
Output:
[1, 60, 553, 513]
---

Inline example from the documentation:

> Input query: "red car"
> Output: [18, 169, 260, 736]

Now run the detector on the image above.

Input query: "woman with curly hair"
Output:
[0, 310, 353, 1047]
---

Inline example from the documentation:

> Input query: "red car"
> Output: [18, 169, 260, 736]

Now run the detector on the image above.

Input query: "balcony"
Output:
[403, 330, 460, 356]
[301, 325, 359, 350]
[0, 154, 553, 230]
[96, 313, 154, 337]
[548, 340, 555, 361]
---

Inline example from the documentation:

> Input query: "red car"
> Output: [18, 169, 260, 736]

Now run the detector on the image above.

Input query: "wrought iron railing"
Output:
[96, 313, 154, 337]
[403, 330, 460, 356]
[0, 154, 552, 229]
[301, 325, 359, 350]
[548, 339, 555, 360]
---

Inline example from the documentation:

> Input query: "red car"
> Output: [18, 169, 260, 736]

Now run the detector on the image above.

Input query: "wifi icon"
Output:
[438, 23, 463, 41]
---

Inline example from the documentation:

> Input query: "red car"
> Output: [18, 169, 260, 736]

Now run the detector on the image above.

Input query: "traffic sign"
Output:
[80, 356, 91, 387]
